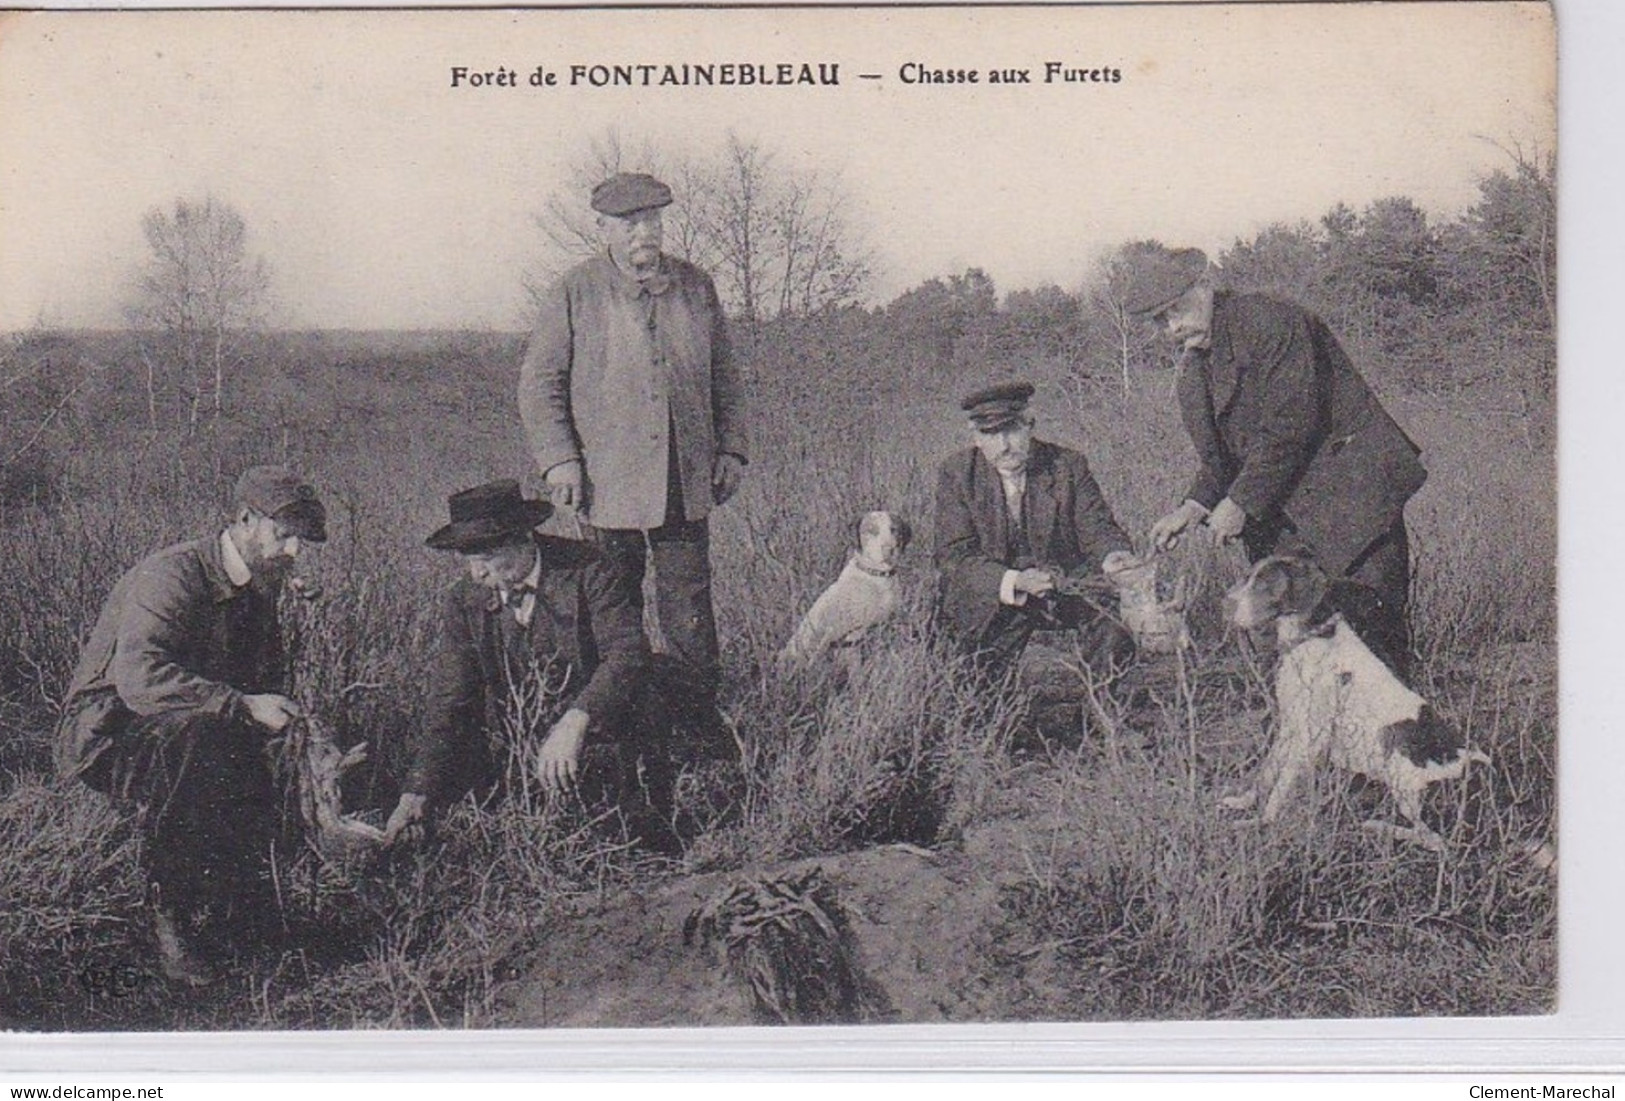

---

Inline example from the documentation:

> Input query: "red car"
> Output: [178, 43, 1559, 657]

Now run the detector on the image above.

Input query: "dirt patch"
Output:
[489, 835, 1053, 1027]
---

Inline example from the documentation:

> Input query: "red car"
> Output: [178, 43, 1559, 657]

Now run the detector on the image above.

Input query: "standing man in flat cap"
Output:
[934, 382, 1138, 677]
[519, 171, 746, 728]
[55, 465, 328, 986]
[382, 480, 694, 850]
[1126, 246, 1427, 675]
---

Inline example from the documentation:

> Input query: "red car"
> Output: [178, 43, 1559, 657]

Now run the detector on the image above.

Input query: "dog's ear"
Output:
[1286, 554, 1329, 617]
[1243, 556, 1291, 608]
[891, 515, 913, 554]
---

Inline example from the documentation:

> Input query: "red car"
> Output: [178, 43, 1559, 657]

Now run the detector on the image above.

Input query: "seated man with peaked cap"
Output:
[386, 480, 707, 850]
[933, 382, 1138, 678]
[56, 465, 328, 987]
[1124, 246, 1427, 676]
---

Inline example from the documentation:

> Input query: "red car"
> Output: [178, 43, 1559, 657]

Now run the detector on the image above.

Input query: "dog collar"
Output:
[1278, 612, 1341, 654]
[850, 554, 895, 578]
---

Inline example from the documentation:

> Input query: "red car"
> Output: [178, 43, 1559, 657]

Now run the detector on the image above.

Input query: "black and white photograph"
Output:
[0, 1, 1566, 1044]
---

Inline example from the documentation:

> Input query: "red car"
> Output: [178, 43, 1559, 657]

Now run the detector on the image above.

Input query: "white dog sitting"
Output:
[1220, 554, 1488, 851]
[778, 511, 911, 668]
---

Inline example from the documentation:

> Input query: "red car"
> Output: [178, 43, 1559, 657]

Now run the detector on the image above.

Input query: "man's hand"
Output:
[242, 692, 301, 733]
[1149, 500, 1208, 551]
[537, 708, 590, 796]
[1102, 550, 1145, 586]
[383, 792, 428, 846]
[1206, 497, 1247, 544]
[545, 459, 587, 512]
[1012, 567, 1056, 598]
[712, 453, 745, 506]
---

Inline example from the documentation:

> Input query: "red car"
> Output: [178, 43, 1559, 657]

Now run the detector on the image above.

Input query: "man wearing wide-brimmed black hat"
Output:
[55, 464, 328, 987]
[518, 172, 747, 721]
[933, 382, 1138, 677]
[383, 479, 659, 846]
[1122, 245, 1427, 675]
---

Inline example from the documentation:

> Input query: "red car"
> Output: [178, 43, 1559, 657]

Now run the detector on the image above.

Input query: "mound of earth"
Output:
[489, 803, 1081, 1027]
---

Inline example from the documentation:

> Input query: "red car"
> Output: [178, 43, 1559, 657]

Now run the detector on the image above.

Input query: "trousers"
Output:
[587, 442, 722, 704]
[967, 591, 1137, 681]
[79, 710, 278, 924]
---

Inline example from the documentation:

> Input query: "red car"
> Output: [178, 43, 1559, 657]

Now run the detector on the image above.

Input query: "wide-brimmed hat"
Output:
[234, 465, 327, 543]
[1120, 247, 1210, 317]
[424, 479, 552, 553]
[961, 381, 1035, 432]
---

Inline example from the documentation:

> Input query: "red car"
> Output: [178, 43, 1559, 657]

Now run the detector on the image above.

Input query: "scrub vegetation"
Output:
[0, 151, 1555, 1028]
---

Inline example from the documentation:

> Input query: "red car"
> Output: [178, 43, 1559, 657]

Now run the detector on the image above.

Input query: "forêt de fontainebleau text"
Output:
[446, 60, 1124, 89]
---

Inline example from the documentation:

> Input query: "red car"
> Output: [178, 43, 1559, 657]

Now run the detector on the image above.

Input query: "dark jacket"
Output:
[408, 536, 651, 801]
[56, 534, 285, 781]
[517, 253, 747, 530]
[1179, 292, 1428, 575]
[933, 439, 1132, 642]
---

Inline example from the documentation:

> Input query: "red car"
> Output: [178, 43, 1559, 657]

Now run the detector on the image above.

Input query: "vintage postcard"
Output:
[0, 0, 1568, 1056]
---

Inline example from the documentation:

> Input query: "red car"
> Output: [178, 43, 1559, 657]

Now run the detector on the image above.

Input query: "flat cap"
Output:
[234, 465, 327, 543]
[961, 381, 1035, 432]
[590, 173, 674, 217]
[1120, 246, 1209, 317]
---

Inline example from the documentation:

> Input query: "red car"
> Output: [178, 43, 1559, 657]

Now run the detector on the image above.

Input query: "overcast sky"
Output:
[0, 3, 1555, 331]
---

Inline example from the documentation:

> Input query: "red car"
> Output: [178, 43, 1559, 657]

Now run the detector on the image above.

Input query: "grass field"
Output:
[0, 323, 1556, 1028]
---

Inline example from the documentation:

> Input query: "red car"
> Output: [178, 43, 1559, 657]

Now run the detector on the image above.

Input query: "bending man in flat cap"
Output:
[384, 480, 686, 849]
[934, 382, 1138, 677]
[518, 172, 746, 728]
[1126, 246, 1427, 675]
[55, 465, 328, 987]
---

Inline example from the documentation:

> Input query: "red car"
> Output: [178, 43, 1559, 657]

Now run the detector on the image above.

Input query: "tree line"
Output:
[1088, 147, 1556, 397]
[21, 136, 1550, 450]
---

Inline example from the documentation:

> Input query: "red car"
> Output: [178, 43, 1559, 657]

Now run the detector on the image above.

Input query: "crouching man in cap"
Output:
[934, 382, 1138, 678]
[518, 172, 746, 728]
[1124, 246, 1427, 675]
[385, 480, 704, 850]
[55, 465, 328, 986]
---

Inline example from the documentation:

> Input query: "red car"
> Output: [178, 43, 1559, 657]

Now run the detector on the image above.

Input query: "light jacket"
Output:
[518, 254, 747, 530]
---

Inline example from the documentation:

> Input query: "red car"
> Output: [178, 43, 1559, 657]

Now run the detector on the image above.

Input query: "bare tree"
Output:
[701, 133, 776, 324]
[127, 197, 270, 429]
[698, 134, 874, 322]
[522, 131, 719, 312]
[531, 132, 654, 266]
[528, 130, 874, 323]
[771, 164, 873, 318]
[1081, 241, 1168, 394]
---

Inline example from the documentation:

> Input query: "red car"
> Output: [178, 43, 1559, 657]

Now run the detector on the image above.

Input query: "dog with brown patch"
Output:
[778, 511, 911, 668]
[1221, 554, 1488, 851]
